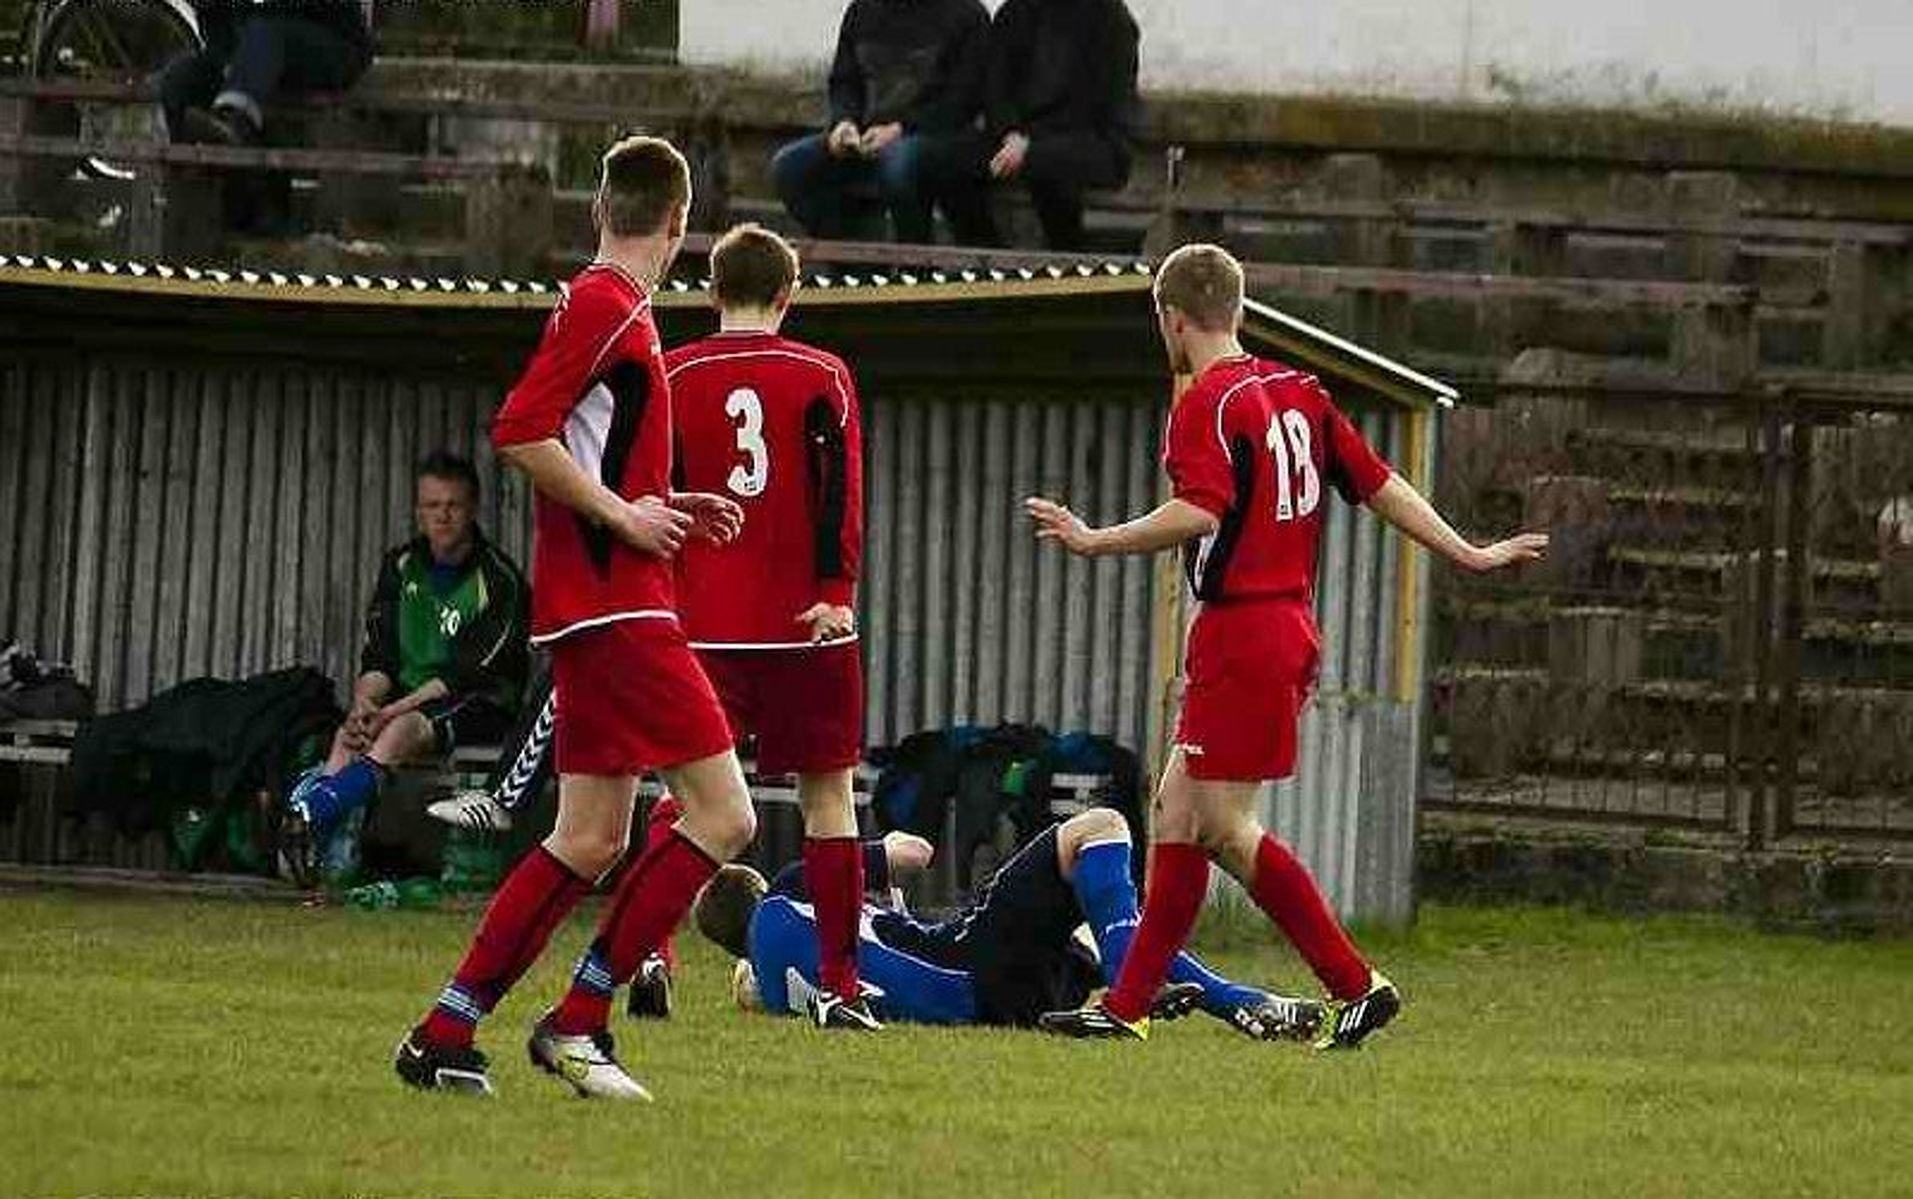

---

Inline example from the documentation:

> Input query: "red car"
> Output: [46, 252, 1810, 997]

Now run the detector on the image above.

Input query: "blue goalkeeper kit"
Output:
[749, 894, 980, 1024]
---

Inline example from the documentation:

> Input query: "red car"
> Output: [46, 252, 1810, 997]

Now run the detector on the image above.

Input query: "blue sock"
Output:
[1069, 839, 1140, 986]
[1070, 837, 1265, 1012]
[302, 757, 385, 830]
[1168, 950, 1269, 1014]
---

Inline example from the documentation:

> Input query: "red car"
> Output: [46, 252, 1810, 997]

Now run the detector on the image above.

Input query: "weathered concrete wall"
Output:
[683, 0, 1913, 127]
[1419, 822, 1913, 935]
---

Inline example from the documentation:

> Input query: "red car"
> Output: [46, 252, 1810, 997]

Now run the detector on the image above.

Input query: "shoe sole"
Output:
[1150, 983, 1207, 1022]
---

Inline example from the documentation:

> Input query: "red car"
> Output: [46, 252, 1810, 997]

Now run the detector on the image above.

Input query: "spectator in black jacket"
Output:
[158, 0, 374, 147]
[924, 0, 1140, 250]
[281, 452, 529, 885]
[771, 0, 989, 244]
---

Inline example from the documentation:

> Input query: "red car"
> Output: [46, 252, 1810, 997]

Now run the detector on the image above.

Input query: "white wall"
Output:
[682, 0, 1913, 126]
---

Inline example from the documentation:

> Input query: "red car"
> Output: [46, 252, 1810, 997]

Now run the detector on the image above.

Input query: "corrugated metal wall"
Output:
[0, 354, 529, 714]
[860, 390, 1163, 751]
[0, 356, 1164, 751]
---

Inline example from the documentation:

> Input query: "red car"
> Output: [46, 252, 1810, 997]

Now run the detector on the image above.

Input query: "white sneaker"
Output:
[527, 1015, 653, 1101]
[426, 789, 514, 832]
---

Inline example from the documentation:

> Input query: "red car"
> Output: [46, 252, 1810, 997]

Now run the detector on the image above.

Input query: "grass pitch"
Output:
[0, 890, 1907, 1198]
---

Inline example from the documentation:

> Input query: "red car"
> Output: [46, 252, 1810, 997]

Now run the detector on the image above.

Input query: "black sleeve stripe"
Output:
[577, 361, 650, 577]
[1184, 433, 1258, 601]
[805, 395, 849, 581]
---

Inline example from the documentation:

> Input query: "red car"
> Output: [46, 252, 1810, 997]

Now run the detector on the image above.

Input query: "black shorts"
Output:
[903, 826, 1101, 1026]
[418, 695, 514, 754]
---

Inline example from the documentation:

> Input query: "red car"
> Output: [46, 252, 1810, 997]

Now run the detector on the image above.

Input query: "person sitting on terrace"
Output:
[281, 451, 528, 887]
[158, 0, 373, 147]
[771, 0, 989, 245]
[924, 0, 1140, 251]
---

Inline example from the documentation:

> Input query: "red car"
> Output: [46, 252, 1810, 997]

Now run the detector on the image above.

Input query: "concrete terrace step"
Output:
[1565, 425, 1774, 478]
[1435, 663, 1913, 800]
[1605, 545, 1883, 603]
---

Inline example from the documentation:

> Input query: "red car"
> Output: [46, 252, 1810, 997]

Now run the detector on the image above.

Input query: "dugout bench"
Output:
[0, 720, 1110, 907]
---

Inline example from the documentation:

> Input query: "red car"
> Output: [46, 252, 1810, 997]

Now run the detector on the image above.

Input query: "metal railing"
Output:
[1425, 374, 1913, 846]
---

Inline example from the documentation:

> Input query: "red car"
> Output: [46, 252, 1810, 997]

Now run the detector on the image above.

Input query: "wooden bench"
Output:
[0, 125, 551, 275]
[0, 716, 1109, 892]
[0, 717, 508, 870]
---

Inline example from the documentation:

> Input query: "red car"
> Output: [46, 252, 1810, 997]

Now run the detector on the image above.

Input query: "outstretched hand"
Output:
[1464, 532, 1549, 573]
[670, 491, 745, 546]
[1024, 496, 1100, 556]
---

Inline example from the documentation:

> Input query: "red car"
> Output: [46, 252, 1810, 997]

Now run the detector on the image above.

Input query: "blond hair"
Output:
[1154, 243, 1244, 331]
[710, 222, 800, 309]
[597, 135, 691, 238]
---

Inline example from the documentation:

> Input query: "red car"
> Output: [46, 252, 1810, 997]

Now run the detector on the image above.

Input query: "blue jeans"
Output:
[771, 131, 936, 244]
[157, 15, 371, 137]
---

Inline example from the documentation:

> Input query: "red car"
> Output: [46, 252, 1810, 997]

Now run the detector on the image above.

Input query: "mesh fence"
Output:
[1427, 379, 1913, 844]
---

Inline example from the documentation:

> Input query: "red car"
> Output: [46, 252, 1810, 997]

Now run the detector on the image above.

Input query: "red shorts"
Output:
[695, 641, 864, 775]
[550, 619, 735, 776]
[1175, 599, 1321, 782]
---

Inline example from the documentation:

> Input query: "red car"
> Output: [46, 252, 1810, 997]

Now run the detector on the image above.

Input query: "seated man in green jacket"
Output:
[284, 452, 529, 884]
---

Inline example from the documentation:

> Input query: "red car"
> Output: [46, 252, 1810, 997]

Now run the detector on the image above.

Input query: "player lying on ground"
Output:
[1027, 243, 1548, 1046]
[429, 221, 879, 1031]
[396, 136, 759, 1102]
[694, 807, 1327, 1039]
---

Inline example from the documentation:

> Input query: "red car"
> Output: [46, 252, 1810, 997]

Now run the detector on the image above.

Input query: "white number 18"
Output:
[1266, 410, 1320, 522]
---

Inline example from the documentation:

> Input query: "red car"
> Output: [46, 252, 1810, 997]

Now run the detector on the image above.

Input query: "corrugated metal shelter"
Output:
[0, 255, 1451, 921]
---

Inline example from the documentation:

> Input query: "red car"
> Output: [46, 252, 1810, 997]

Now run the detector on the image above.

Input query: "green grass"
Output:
[0, 892, 1908, 1198]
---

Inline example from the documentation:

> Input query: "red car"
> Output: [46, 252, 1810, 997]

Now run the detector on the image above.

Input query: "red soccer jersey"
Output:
[1164, 354, 1394, 603]
[664, 330, 864, 648]
[491, 263, 676, 644]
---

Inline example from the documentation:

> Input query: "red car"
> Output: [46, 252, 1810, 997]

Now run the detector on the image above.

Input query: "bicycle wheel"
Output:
[29, 0, 202, 180]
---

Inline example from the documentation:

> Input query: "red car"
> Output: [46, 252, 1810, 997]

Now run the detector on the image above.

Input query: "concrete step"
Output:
[1441, 595, 1913, 689]
[1604, 545, 1883, 605]
[1435, 664, 1913, 797]
[1565, 425, 1773, 491]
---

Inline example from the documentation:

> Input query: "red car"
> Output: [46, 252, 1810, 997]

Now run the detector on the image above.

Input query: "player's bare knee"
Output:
[696, 796, 756, 858]
[1056, 807, 1128, 875]
[1066, 807, 1129, 846]
[548, 829, 623, 880]
[1149, 789, 1203, 843]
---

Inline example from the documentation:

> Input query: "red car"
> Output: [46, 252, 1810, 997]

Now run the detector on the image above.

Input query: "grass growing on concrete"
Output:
[0, 890, 1907, 1198]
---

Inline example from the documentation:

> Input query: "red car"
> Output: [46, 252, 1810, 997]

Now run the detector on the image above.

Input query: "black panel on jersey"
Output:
[805, 396, 849, 582]
[1184, 433, 1258, 601]
[577, 360, 651, 577]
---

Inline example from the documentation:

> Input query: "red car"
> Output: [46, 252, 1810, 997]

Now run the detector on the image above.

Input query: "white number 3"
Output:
[725, 388, 769, 498]
[1266, 410, 1320, 522]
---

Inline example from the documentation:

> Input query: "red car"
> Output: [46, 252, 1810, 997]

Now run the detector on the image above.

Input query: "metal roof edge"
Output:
[1241, 296, 1460, 410]
[0, 253, 1153, 311]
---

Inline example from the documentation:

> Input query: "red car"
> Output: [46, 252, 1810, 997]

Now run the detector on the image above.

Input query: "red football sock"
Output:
[803, 836, 863, 997]
[551, 830, 717, 1035]
[421, 846, 592, 1047]
[644, 792, 684, 971]
[1102, 842, 1210, 1024]
[1248, 833, 1371, 1000]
